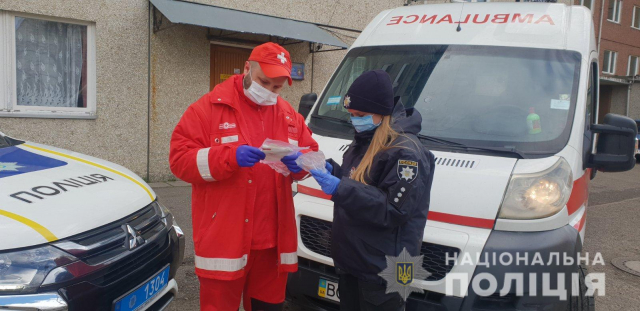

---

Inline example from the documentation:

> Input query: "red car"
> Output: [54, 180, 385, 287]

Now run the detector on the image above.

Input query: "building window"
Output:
[579, 0, 593, 10]
[0, 11, 96, 119]
[608, 0, 622, 23]
[633, 6, 640, 29]
[603, 50, 617, 74]
[629, 56, 639, 76]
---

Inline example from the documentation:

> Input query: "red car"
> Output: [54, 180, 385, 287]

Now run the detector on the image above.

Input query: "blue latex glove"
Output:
[236, 145, 266, 167]
[325, 161, 333, 174]
[281, 152, 303, 173]
[310, 169, 341, 195]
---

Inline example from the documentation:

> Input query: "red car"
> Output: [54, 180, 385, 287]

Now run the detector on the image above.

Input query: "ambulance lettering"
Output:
[387, 13, 555, 25]
[10, 173, 115, 203]
[421, 15, 437, 24]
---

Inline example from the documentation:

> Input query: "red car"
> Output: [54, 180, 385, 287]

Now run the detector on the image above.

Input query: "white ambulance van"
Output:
[287, 3, 637, 310]
[0, 132, 185, 311]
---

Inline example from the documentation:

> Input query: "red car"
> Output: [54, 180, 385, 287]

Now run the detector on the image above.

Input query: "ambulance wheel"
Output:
[567, 265, 595, 311]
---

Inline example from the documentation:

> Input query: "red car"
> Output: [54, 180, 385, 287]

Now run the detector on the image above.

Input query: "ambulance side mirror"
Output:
[588, 113, 637, 172]
[298, 93, 317, 119]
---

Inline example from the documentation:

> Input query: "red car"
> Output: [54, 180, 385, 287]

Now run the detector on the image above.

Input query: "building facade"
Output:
[573, 0, 640, 119]
[0, 0, 403, 181]
[1, 0, 638, 182]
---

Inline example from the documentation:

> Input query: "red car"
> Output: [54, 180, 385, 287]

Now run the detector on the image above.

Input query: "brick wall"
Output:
[585, 0, 640, 76]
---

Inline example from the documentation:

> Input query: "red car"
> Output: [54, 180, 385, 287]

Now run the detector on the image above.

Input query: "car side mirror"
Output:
[298, 93, 317, 119]
[588, 113, 637, 172]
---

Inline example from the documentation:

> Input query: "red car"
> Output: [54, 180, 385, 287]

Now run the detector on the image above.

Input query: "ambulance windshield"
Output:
[309, 45, 581, 158]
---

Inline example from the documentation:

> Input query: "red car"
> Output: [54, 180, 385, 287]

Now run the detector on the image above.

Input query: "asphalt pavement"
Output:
[156, 165, 640, 311]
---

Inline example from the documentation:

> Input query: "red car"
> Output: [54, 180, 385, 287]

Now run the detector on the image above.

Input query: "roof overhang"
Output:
[149, 0, 348, 49]
[600, 76, 632, 85]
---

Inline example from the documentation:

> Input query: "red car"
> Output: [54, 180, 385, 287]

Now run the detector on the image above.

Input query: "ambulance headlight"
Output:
[498, 158, 573, 220]
[0, 246, 75, 294]
[152, 201, 174, 227]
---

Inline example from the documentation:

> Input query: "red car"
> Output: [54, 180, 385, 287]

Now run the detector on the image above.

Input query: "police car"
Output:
[288, 2, 637, 310]
[0, 131, 185, 310]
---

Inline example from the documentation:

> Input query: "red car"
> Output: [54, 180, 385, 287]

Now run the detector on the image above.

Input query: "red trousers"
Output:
[198, 248, 288, 311]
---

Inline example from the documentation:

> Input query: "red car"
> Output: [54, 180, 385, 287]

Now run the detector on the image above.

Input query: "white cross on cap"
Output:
[277, 52, 287, 64]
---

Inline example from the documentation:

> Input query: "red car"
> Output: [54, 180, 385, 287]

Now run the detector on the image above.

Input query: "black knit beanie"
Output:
[343, 70, 394, 116]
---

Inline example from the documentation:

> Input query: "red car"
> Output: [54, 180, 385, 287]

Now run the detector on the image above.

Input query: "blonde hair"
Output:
[352, 115, 400, 184]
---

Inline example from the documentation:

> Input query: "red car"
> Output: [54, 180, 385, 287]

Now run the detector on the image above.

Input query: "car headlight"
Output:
[498, 158, 573, 220]
[0, 246, 76, 294]
[152, 201, 174, 227]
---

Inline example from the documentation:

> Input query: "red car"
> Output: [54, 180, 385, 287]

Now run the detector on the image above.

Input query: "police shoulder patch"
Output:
[397, 159, 418, 183]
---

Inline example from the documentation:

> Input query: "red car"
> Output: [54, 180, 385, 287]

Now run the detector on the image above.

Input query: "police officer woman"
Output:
[310, 70, 435, 311]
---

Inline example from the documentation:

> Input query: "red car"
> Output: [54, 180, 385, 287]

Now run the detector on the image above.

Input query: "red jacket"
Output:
[169, 75, 318, 280]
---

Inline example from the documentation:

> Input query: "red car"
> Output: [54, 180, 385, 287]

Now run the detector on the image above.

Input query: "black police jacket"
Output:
[327, 103, 436, 284]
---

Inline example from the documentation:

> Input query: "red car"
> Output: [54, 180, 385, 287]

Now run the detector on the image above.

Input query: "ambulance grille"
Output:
[434, 157, 477, 169]
[299, 216, 459, 281]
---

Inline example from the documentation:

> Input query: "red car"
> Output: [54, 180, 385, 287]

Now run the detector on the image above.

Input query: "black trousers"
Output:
[338, 274, 405, 311]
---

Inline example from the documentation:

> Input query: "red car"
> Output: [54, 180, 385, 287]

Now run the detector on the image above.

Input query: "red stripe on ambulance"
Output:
[427, 211, 495, 229]
[567, 169, 590, 216]
[298, 185, 333, 200]
[298, 185, 496, 229]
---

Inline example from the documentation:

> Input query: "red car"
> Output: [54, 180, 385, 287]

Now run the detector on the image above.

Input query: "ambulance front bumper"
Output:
[287, 224, 582, 311]
[286, 257, 465, 310]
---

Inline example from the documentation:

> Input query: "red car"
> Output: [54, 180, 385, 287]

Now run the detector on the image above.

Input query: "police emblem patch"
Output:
[397, 160, 418, 183]
[343, 95, 351, 109]
[378, 247, 431, 301]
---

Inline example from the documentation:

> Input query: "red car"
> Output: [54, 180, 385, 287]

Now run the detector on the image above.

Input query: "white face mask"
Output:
[243, 69, 279, 106]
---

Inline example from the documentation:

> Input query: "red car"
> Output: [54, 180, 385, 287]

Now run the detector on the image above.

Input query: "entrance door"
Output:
[210, 45, 252, 90]
[599, 85, 612, 119]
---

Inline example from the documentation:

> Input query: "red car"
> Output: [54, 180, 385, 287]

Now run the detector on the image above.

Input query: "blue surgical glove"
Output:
[325, 161, 333, 174]
[310, 169, 340, 195]
[236, 145, 266, 167]
[281, 152, 303, 173]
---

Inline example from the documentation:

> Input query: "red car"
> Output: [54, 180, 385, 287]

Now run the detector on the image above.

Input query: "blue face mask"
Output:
[350, 115, 381, 133]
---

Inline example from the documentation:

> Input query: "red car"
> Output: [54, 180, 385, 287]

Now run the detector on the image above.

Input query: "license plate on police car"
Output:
[318, 278, 340, 302]
[113, 265, 170, 311]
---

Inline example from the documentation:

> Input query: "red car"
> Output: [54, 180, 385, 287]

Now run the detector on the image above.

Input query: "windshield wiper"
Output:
[462, 145, 526, 159]
[418, 135, 525, 159]
[418, 134, 466, 147]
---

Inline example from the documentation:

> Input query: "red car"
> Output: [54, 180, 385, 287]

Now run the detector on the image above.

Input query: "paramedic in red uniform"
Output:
[169, 42, 318, 311]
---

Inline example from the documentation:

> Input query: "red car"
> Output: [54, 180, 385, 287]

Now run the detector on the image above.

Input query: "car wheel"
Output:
[566, 265, 595, 311]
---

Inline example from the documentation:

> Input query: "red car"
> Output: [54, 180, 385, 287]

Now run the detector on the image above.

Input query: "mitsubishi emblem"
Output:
[123, 224, 144, 250]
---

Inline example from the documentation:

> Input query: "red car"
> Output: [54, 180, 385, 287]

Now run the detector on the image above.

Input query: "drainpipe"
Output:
[146, 3, 152, 182]
[597, 0, 605, 56]
[311, 44, 315, 94]
[627, 80, 633, 117]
